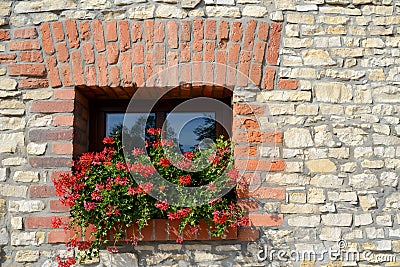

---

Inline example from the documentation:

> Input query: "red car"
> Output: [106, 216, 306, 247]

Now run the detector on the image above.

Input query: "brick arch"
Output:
[2, 18, 288, 243]
[37, 19, 282, 93]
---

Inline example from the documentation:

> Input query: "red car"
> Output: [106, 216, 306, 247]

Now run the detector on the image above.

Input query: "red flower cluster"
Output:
[179, 174, 192, 185]
[167, 208, 192, 220]
[154, 200, 169, 211]
[147, 128, 162, 135]
[51, 217, 63, 228]
[158, 157, 171, 167]
[213, 210, 228, 224]
[56, 256, 76, 267]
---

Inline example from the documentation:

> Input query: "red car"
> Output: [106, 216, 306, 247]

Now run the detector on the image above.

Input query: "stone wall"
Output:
[0, 0, 399, 266]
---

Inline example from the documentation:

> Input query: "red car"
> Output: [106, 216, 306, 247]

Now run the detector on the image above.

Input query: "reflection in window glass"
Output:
[106, 113, 156, 137]
[165, 112, 215, 152]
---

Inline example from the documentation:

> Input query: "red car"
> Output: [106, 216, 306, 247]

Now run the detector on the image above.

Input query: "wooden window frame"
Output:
[89, 97, 232, 151]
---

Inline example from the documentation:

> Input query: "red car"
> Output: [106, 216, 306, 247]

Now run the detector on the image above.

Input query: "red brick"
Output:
[238, 52, 251, 86]
[25, 216, 52, 229]
[48, 229, 69, 243]
[0, 54, 17, 63]
[204, 42, 215, 62]
[248, 214, 283, 227]
[81, 43, 94, 64]
[50, 200, 70, 212]
[119, 20, 130, 52]
[55, 43, 69, 63]
[167, 21, 178, 48]
[132, 44, 144, 64]
[226, 63, 236, 87]
[8, 64, 46, 77]
[109, 65, 120, 87]
[233, 104, 265, 115]
[29, 185, 55, 198]
[234, 145, 257, 157]
[237, 187, 285, 200]
[19, 78, 49, 89]
[238, 228, 259, 241]
[79, 21, 90, 41]
[278, 79, 299, 89]
[262, 67, 275, 90]
[154, 21, 165, 43]
[92, 20, 105, 52]
[228, 43, 241, 64]
[243, 20, 257, 51]
[14, 28, 38, 39]
[120, 52, 133, 87]
[105, 21, 117, 42]
[204, 63, 214, 85]
[53, 142, 73, 154]
[266, 23, 282, 66]
[53, 115, 74, 126]
[193, 19, 204, 51]
[60, 65, 73, 87]
[97, 54, 107, 87]
[85, 65, 97, 87]
[52, 22, 65, 42]
[29, 129, 73, 142]
[235, 159, 285, 171]
[181, 21, 191, 41]
[65, 20, 80, 49]
[131, 21, 142, 42]
[205, 20, 216, 40]
[0, 30, 10, 40]
[181, 63, 191, 84]
[253, 42, 266, 63]
[145, 52, 153, 80]
[46, 56, 62, 87]
[237, 200, 259, 212]
[31, 100, 74, 113]
[231, 22, 243, 42]
[26, 216, 68, 229]
[55, 89, 75, 99]
[20, 51, 43, 62]
[134, 66, 145, 87]
[234, 131, 283, 143]
[30, 157, 72, 168]
[107, 43, 119, 64]
[215, 51, 227, 86]
[154, 219, 167, 241]
[144, 20, 154, 50]
[249, 63, 262, 86]
[218, 20, 229, 41]
[258, 21, 269, 41]
[180, 42, 190, 62]
[71, 51, 84, 86]
[154, 44, 165, 65]
[9, 40, 40, 51]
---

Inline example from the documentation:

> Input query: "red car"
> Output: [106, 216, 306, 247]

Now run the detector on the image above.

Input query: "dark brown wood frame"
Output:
[89, 97, 232, 151]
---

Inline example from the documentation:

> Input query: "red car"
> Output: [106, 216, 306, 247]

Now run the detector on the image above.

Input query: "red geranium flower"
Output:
[102, 137, 114, 145]
[179, 174, 192, 186]
[159, 157, 170, 167]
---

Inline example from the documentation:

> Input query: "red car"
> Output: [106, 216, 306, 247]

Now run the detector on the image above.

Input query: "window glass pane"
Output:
[165, 112, 216, 152]
[106, 113, 156, 137]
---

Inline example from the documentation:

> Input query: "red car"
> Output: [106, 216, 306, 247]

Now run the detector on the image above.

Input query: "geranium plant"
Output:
[52, 129, 248, 265]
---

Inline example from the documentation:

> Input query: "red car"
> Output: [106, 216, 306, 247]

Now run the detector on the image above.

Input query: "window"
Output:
[89, 97, 232, 152]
